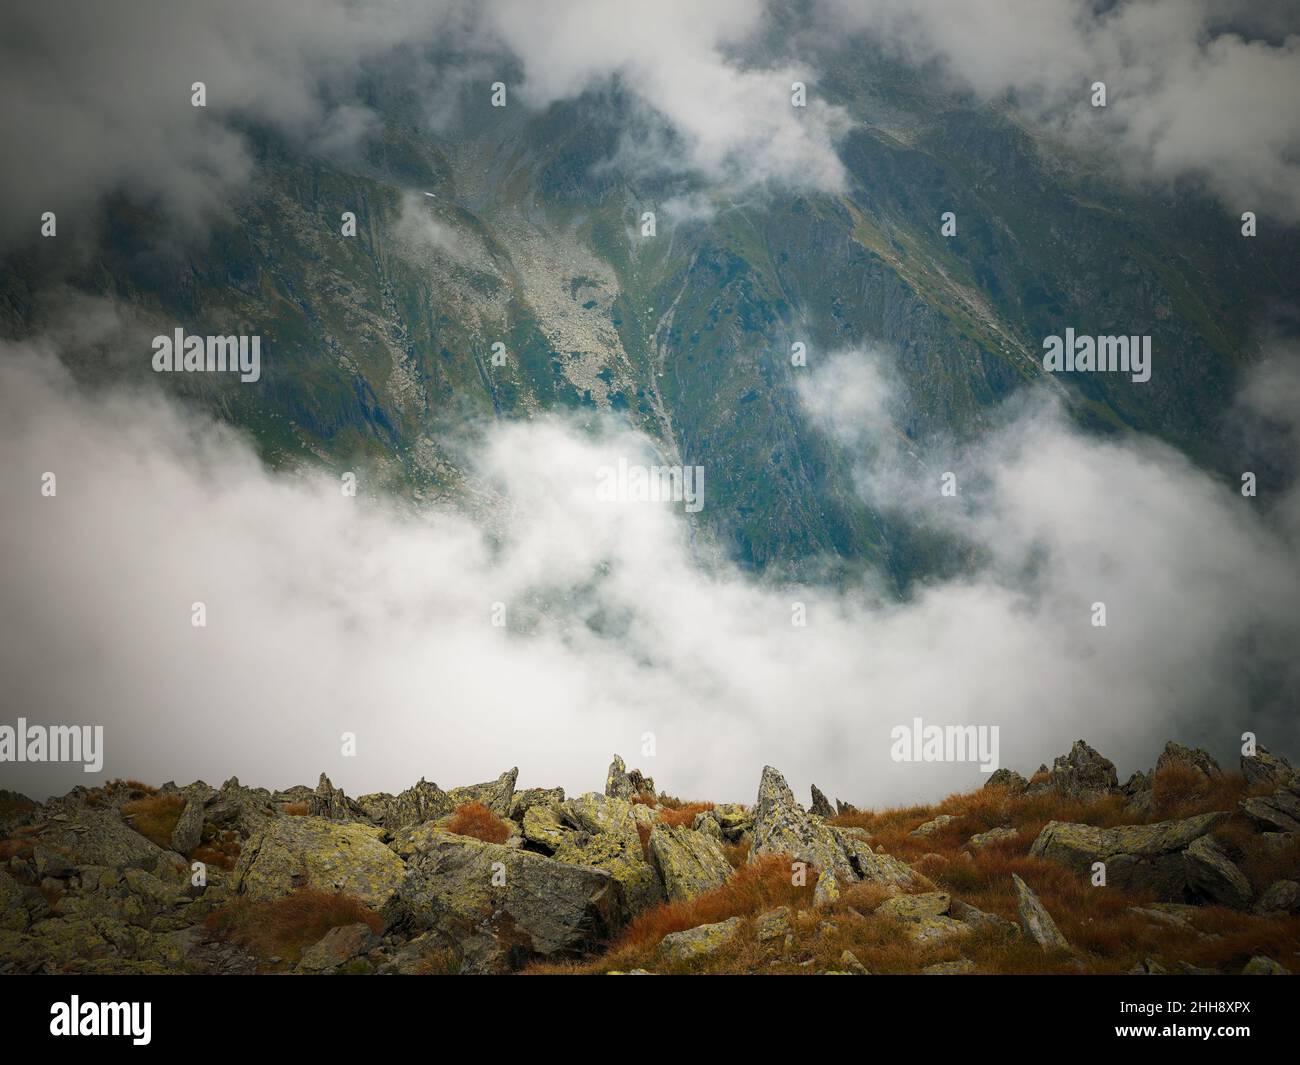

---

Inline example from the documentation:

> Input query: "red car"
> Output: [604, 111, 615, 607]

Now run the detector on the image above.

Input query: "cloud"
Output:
[2, 331, 1297, 806]
[819, 0, 1300, 220]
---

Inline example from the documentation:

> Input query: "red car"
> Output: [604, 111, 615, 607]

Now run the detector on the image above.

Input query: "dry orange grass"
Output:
[282, 801, 310, 816]
[656, 802, 714, 828]
[446, 801, 511, 844]
[190, 827, 241, 870]
[120, 793, 186, 849]
[205, 889, 383, 966]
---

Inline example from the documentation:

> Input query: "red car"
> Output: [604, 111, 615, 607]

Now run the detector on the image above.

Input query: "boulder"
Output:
[32, 808, 169, 869]
[206, 777, 278, 838]
[169, 795, 206, 856]
[446, 768, 518, 818]
[966, 826, 1017, 851]
[1183, 835, 1252, 910]
[835, 798, 859, 816]
[1242, 955, 1290, 975]
[1240, 777, 1300, 833]
[1242, 746, 1294, 789]
[1030, 811, 1228, 898]
[234, 817, 404, 907]
[308, 773, 368, 821]
[1156, 741, 1222, 780]
[922, 958, 975, 974]
[754, 906, 791, 942]
[604, 755, 653, 801]
[1254, 879, 1300, 916]
[876, 891, 969, 944]
[949, 899, 1019, 936]
[658, 917, 741, 963]
[298, 922, 375, 972]
[648, 823, 732, 902]
[1012, 873, 1069, 950]
[553, 794, 662, 914]
[521, 805, 570, 852]
[911, 814, 956, 837]
[508, 787, 565, 822]
[383, 834, 623, 972]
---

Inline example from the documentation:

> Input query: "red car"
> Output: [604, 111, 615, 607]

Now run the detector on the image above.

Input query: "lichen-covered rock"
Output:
[603, 755, 653, 800]
[966, 826, 1017, 851]
[1030, 812, 1228, 898]
[170, 794, 207, 855]
[206, 777, 278, 838]
[1254, 879, 1300, 916]
[1012, 873, 1069, 950]
[383, 833, 623, 972]
[911, 815, 956, 837]
[508, 787, 565, 821]
[357, 777, 452, 831]
[984, 768, 1028, 793]
[1183, 835, 1252, 909]
[1240, 777, 1300, 833]
[754, 905, 791, 941]
[648, 823, 732, 902]
[308, 773, 368, 821]
[695, 803, 753, 842]
[1045, 740, 1119, 799]
[1242, 746, 1295, 789]
[658, 917, 741, 963]
[31, 808, 169, 869]
[521, 804, 570, 852]
[234, 817, 404, 907]
[552, 794, 661, 914]
[0, 871, 31, 932]
[447, 768, 518, 817]
[876, 891, 968, 944]
[1156, 741, 1222, 780]
[1242, 955, 1290, 975]
[298, 922, 375, 972]
[949, 899, 1019, 936]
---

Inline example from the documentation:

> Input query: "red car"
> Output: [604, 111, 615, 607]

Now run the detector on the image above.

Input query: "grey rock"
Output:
[1047, 740, 1119, 799]
[658, 917, 741, 963]
[1254, 879, 1300, 916]
[1242, 746, 1295, 789]
[1012, 873, 1069, 950]
[447, 768, 518, 817]
[1183, 835, 1252, 910]
[984, 768, 1028, 793]
[809, 784, 835, 819]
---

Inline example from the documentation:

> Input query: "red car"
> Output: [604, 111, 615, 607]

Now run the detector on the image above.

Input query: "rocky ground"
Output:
[1, 742, 1297, 975]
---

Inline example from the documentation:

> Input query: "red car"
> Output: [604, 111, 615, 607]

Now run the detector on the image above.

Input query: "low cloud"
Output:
[2, 333, 1297, 806]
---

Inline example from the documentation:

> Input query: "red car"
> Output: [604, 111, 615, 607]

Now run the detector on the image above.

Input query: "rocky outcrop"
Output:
[984, 768, 1028, 793]
[383, 833, 623, 973]
[1242, 746, 1294, 789]
[446, 768, 518, 817]
[1012, 874, 1069, 950]
[648, 823, 732, 902]
[33, 808, 170, 869]
[1042, 740, 1119, 799]
[966, 826, 1017, 851]
[1240, 775, 1300, 833]
[604, 755, 654, 801]
[1030, 812, 1228, 899]
[1254, 879, 1300, 916]
[357, 778, 453, 830]
[169, 794, 207, 855]
[308, 773, 368, 822]
[750, 766, 922, 906]
[875, 891, 970, 944]
[552, 793, 662, 914]
[508, 787, 565, 821]
[298, 922, 375, 972]
[1156, 742, 1221, 780]
[234, 817, 404, 907]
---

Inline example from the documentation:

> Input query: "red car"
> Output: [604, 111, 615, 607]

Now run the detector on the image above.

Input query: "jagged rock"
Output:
[1121, 770, 1155, 815]
[1240, 776, 1300, 832]
[446, 768, 518, 817]
[357, 778, 453, 831]
[1012, 873, 1069, 950]
[966, 826, 1017, 851]
[604, 755, 643, 800]
[809, 785, 835, 819]
[911, 814, 956, 837]
[754, 906, 791, 941]
[1183, 835, 1252, 909]
[553, 794, 662, 914]
[206, 777, 277, 838]
[170, 795, 207, 855]
[984, 768, 1028, 793]
[835, 798, 858, 816]
[648, 823, 732, 902]
[1156, 741, 1222, 780]
[1030, 811, 1228, 898]
[658, 917, 741, 963]
[695, 803, 753, 842]
[308, 773, 368, 822]
[508, 787, 565, 821]
[1242, 955, 1290, 975]
[922, 958, 974, 974]
[693, 810, 723, 840]
[750, 765, 922, 906]
[234, 817, 403, 907]
[383, 834, 623, 973]
[840, 949, 870, 974]
[1046, 740, 1119, 799]
[1242, 746, 1295, 789]
[298, 923, 375, 972]
[1254, 879, 1300, 916]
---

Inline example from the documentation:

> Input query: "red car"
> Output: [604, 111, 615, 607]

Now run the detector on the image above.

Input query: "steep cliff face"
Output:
[2, 50, 1295, 582]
